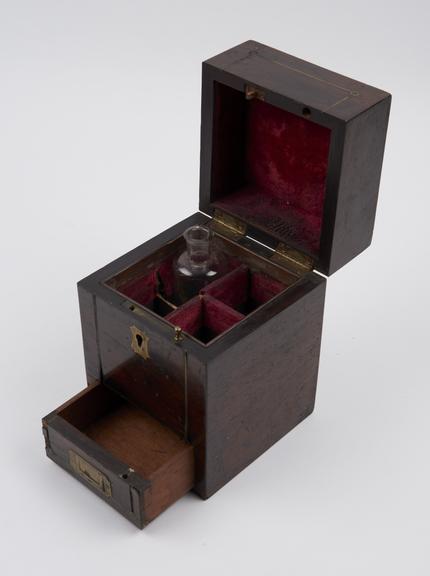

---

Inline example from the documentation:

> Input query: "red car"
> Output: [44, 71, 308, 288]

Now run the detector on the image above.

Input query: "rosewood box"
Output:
[42, 40, 391, 528]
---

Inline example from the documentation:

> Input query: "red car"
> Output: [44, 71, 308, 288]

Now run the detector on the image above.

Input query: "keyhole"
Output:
[130, 326, 150, 360]
[135, 333, 143, 348]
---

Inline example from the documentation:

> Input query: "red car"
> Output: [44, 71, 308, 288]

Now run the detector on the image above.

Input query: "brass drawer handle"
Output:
[69, 451, 112, 498]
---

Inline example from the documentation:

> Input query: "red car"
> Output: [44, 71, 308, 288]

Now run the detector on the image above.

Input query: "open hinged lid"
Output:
[199, 41, 391, 275]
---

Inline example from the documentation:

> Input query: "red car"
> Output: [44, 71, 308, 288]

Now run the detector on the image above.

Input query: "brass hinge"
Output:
[271, 242, 314, 274]
[211, 209, 247, 240]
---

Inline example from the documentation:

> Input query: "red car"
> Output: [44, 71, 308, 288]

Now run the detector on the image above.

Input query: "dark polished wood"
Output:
[203, 274, 325, 497]
[199, 40, 391, 275]
[63, 214, 326, 500]
[42, 40, 390, 528]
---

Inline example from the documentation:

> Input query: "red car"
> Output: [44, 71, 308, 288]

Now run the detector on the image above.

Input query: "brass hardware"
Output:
[174, 326, 184, 343]
[69, 451, 112, 497]
[156, 292, 178, 310]
[127, 301, 147, 317]
[245, 84, 265, 101]
[212, 209, 247, 240]
[119, 467, 135, 479]
[130, 325, 150, 360]
[272, 243, 314, 274]
[127, 295, 176, 316]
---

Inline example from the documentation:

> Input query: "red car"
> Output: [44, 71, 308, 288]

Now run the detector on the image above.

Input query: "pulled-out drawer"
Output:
[42, 384, 194, 528]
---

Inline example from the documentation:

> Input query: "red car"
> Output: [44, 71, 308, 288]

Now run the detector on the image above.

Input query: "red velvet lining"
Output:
[204, 296, 244, 335]
[118, 241, 288, 342]
[166, 296, 244, 342]
[200, 265, 249, 309]
[165, 297, 203, 335]
[201, 265, 286, 312]
[120, 271, 157, 307]
[251, 271, 287, 306]
[157, 258, 175, 298]
[211, 83, 331, 255]
[119, 249, 241, 309]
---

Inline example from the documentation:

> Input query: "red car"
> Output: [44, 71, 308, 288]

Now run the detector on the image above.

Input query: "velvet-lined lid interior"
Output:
[210, 82, 332, 257]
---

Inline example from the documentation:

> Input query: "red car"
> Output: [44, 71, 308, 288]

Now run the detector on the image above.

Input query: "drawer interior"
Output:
[49, 384, 194, 526]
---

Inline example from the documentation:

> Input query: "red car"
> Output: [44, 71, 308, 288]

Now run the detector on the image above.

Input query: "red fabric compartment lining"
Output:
[120, 270, 157, 307]
[251, 271, 288, 306]
[166, 296, 244, 342]
[118, 241, 288, 343]
[165, 297, 203, 336]
[201, 265, 287, 312]
[119, 249, 241, 309]
[211, 83, 331, 255]
[200, 266, 249, 309]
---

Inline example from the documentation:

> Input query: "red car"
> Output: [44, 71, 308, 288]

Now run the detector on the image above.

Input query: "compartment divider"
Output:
[166, 295, 244, 343]
[201, 265, 250, 309]
[106, 232, 293, 343]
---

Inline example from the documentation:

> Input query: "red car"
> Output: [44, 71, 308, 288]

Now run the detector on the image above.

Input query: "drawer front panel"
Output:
[44, 415, 147, 528]
[42, 384, 195, 528]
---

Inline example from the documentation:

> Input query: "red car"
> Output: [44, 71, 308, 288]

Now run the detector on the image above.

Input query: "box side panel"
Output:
[78, 284, 101, 386]
[203, 276, 326, 497]
[325, 96, 391, 274]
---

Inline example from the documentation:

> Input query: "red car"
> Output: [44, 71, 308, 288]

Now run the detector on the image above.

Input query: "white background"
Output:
[1, 1, 428, 575]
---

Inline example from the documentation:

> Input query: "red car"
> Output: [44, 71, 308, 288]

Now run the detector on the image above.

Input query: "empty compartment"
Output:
[166, 295, 244, 344]
[119, 258, 178, 315]
[201, 265, 288, 314]
[44, 384, 194, 528]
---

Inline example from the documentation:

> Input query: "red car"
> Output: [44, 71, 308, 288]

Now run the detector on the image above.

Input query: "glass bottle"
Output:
[174, 225, 221, 303]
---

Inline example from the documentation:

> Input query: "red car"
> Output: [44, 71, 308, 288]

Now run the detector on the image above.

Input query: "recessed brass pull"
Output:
[130, 326, 150, 360]
[69, 451, 112, 498]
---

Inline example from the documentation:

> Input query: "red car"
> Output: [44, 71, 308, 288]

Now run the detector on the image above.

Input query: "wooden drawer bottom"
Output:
[42, 384, 194, 528]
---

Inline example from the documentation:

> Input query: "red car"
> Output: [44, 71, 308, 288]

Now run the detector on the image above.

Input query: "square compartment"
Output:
[165, 295, 245, 344]
[105, 232, 298, 345]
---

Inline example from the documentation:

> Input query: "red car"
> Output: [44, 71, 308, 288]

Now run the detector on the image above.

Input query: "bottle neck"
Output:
[184, 225, 212, 274]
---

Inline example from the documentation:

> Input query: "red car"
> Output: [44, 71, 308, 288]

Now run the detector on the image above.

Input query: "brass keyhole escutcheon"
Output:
[130, 326, 150, 360]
